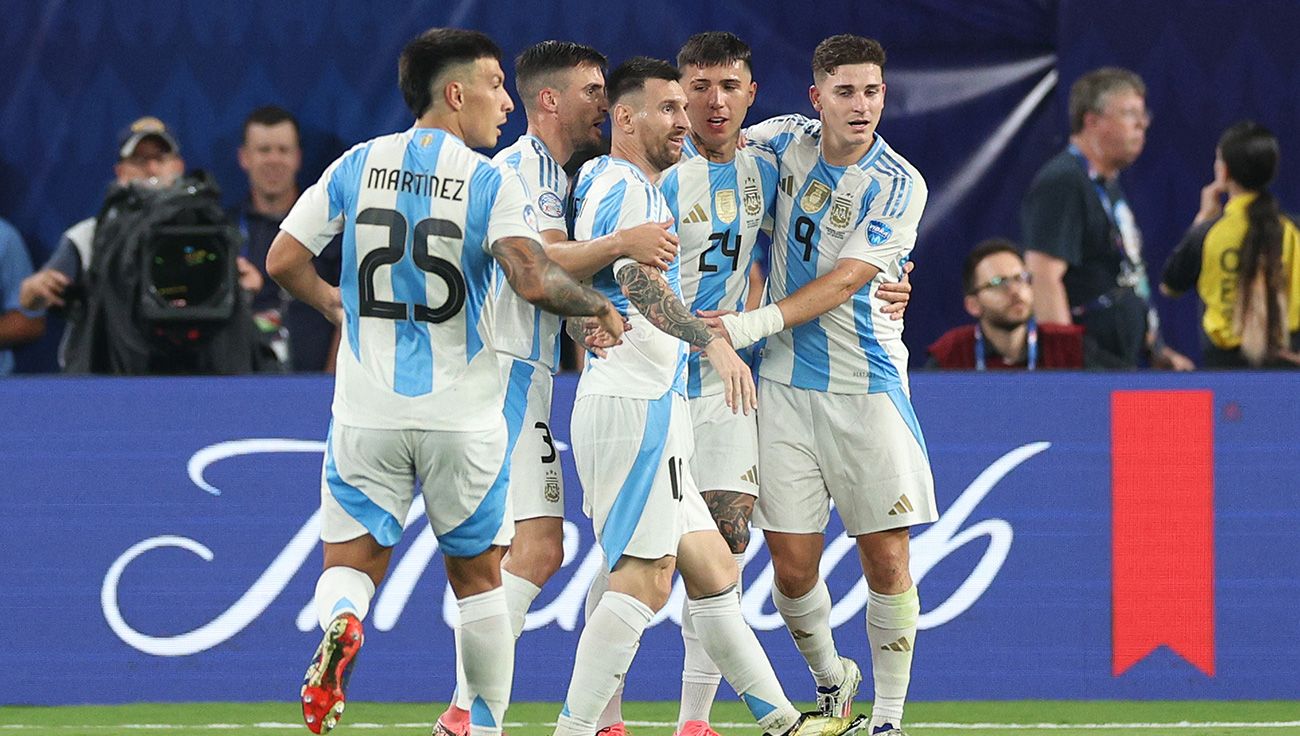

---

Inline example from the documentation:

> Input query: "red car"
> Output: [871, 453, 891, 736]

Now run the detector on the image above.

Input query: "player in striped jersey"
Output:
[706, 36, 936, 736]
[436, 41, 679, 736]
[660, 33, 915, 736]
[266, 28, 621, 735]
[556, 56, 866, 736]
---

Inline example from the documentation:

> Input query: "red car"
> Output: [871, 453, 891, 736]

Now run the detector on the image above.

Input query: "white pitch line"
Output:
[4, 721, 1300, 731]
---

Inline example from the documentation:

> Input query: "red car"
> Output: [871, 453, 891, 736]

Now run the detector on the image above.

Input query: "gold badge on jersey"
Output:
[715, 189, 738, 224]
[801, 180, 831, 213]
[743, 179, 762, 216]
[420, 133, 434, 147]
[829, 195, 853, 230]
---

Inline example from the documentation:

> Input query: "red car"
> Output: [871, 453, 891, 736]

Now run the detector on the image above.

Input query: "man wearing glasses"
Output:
[927, 239, 1083, 369]
[1020, 67, 1191, 370]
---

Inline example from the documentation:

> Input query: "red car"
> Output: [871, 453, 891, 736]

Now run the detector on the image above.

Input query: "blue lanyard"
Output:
[974, 319, 1038, 371]
[1067, 144, 1133, 262]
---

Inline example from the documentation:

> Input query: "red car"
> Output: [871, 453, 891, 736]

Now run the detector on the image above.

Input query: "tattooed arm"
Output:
[615, 262, 713, 348]
[615, 262, 756, 413]
[492, 237, 624, 340]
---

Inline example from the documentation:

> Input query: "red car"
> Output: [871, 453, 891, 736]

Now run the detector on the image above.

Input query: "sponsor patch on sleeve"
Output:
[867, 219, 893, 246]
[538, 191, 565, 219]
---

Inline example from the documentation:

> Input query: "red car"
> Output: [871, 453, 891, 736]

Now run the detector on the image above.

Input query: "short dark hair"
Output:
[1068, 67, 1145, 134]
[241, 106, 299, 144]
[676, 32, 752, 73]
[963, 238, 1023, 294]
[607, 56, 680, 106]
[812, 34, 886, 81]
[514, 41, 607, 108]
[398, 28, 501, 118]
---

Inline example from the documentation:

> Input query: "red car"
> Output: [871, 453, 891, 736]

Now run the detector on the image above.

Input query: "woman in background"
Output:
[1162, 121, 1300, 367]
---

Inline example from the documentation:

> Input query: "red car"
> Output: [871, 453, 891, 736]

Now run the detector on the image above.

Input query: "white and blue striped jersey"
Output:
[571, 156, 687, 401]
[281, 127, 541, 431]
[490, 135, 568, 373]
[746, 114, 927, 394]
[661, 139, 779, 397]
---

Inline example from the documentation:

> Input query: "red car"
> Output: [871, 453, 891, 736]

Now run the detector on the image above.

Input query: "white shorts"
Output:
[501, 357, 564, 521]
[571, 392, 716, 570]
[319, 418, 513, 557]
[688, 392, 759, 496]
[753, 379, 937, 536]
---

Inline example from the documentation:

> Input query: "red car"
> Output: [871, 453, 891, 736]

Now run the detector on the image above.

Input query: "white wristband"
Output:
[718, 304, 784, 350]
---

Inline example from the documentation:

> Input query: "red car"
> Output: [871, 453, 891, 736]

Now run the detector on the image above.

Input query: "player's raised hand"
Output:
[878, 260, 914, 320]
[619, 218, 679, 270]
[703, 337, 757, 415]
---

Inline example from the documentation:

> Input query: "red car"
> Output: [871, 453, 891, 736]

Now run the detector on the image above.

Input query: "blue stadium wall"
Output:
[4, 372, 1297, 704]
[4, 0, 1300, 371]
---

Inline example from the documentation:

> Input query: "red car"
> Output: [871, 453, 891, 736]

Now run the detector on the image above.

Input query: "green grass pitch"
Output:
[1, 701, 1298, 736]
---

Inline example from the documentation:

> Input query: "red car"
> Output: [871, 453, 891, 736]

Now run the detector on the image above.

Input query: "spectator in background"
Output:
[19, 116, 263, 368]
[1161, 121, 1300, 367]
[0, 218, 44, 374]
[927, 238, 1084, 369]
[1021, 67, 1192, 371]
[234, 106, 341, 372]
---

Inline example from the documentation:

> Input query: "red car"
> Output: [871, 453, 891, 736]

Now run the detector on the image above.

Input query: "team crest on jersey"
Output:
[800, 180, 831, 213]
[419, 133, 434, 147]
[743, 180, 762, 216]
[867, 219, 893, 245]
[715, 189, 738, 224]
[829, 196, 853, 230]
[538, 191, 564, 218]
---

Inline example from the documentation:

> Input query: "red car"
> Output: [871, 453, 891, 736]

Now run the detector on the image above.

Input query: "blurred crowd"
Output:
[1, 67, 1296, 376]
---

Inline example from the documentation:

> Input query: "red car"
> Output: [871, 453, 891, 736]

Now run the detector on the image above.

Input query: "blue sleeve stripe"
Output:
[592, 179, 627, 238]
[327, 141, 374, 221]
[857, 179, 882, 228]
[460, 161, 501, 364]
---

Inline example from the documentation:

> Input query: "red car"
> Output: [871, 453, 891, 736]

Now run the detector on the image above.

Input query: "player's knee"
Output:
[860, 547, 911, 591]
[773, 566, 819, 599]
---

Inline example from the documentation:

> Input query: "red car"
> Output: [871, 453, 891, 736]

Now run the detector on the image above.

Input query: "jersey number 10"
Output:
[356, 207, 467, 324]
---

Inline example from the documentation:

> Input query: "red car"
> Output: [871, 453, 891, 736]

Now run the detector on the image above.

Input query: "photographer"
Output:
[20, 116, 267, 373]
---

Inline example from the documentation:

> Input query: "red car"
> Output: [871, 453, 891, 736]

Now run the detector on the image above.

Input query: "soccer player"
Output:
[265, 28, 622, 735]
[435, 40, 680, 736]
[657, 33, 915, 736]
[556, 56, 865, 736]
[706, 35, 937, 736]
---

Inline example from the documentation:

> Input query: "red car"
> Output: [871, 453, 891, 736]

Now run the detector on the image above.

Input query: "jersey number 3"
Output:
[356, 207, 466, 323]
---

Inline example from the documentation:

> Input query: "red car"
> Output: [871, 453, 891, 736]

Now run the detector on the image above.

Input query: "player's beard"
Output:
[647, 138, 682, 173]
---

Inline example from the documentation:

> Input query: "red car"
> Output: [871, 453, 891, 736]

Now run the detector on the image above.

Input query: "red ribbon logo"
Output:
[1111, 390, 1215, 677]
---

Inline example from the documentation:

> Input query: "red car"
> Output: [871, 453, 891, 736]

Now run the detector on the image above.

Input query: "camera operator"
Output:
[20, 116, 266, 373]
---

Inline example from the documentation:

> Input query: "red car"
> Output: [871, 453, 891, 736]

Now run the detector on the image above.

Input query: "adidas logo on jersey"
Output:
[740, 465, 759, 485]
[886, 494, 914, 516]
[880, 636, 912, 652]
[683, 203, 709, 224]
[779, 176, 795, 196]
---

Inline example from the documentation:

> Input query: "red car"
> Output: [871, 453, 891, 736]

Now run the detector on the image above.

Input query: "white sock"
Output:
[678, 595, 722, 728]
[772, 580, 843, 687]
[866, 586, 919, 730]
[453, 573, 542, 712]
[676, 553, 746, 729]
[458, 588, 515, 736]
[584, 565, 624, 730]
[314, 566, 375, 631]
[688, 587, 799, 734]
[503, 570, 542, 639]
[554, 592, 652, 736]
